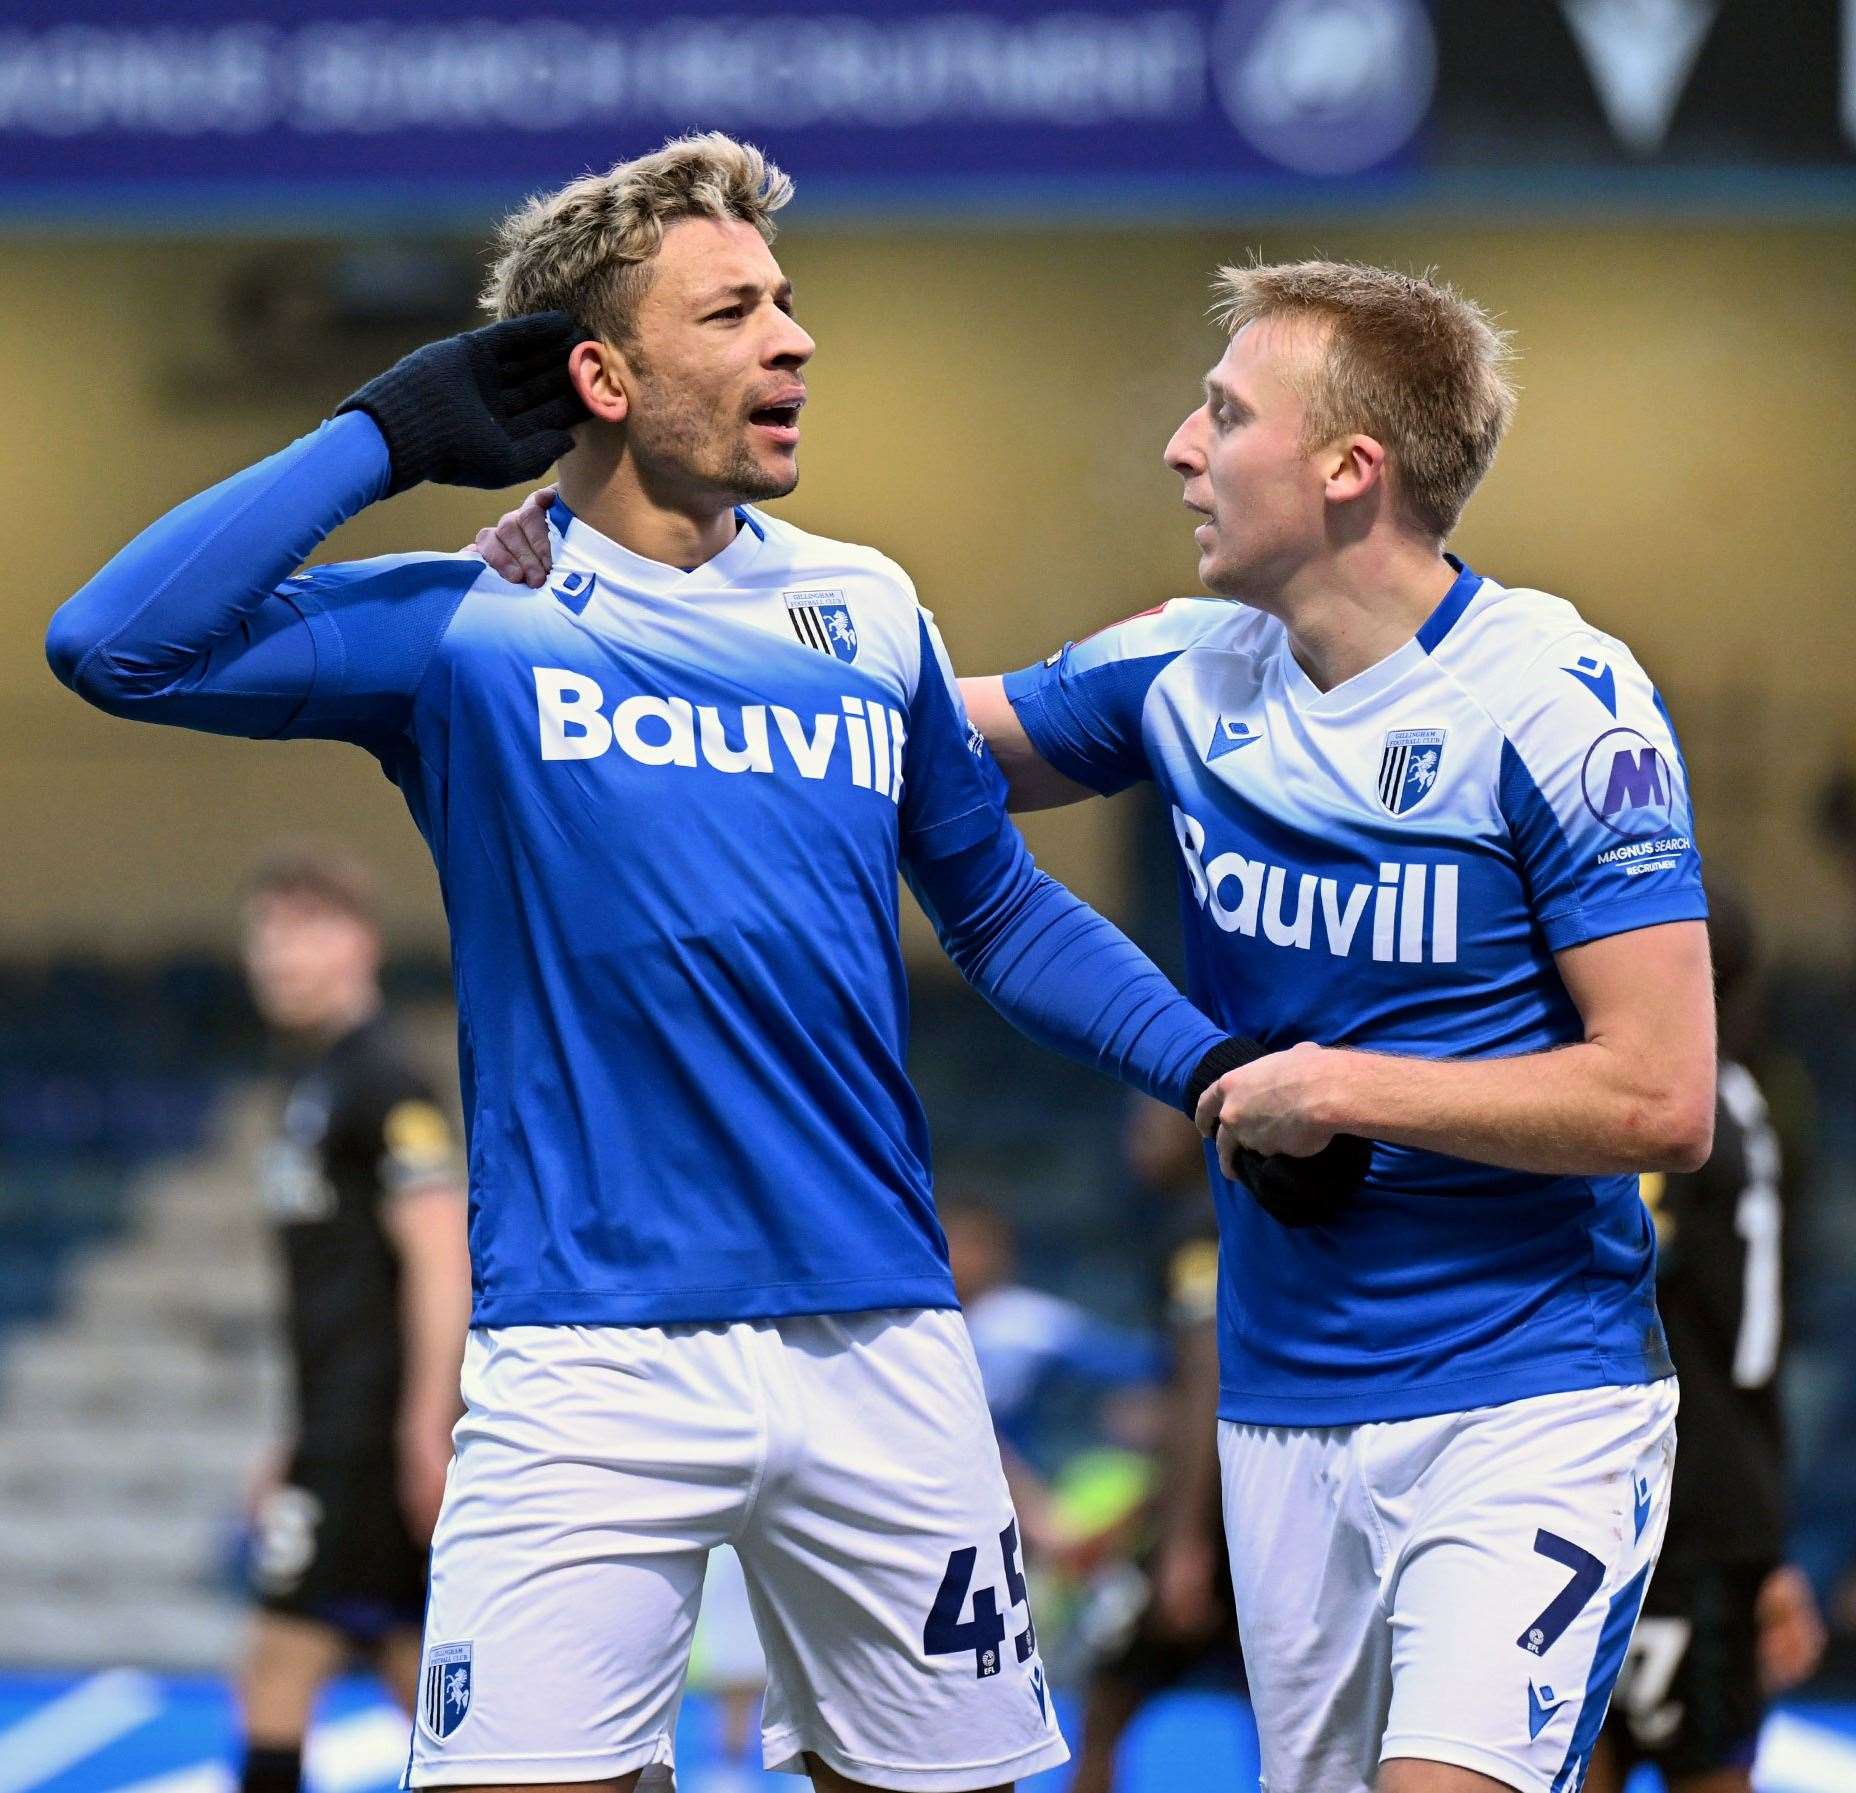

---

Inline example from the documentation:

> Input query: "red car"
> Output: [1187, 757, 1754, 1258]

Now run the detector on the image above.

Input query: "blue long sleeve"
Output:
[45, 413, 395, 737]
[901, 616, 1224, 1111]
[908, 814, 1224, 1111]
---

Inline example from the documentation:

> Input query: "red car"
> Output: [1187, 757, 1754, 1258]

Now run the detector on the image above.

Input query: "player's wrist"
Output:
[1182, 1034, 1264, 1117]
[1297, 1044, 1354, 1136]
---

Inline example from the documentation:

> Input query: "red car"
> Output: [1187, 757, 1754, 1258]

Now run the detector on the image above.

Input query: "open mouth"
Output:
[749, 401, 803, 438]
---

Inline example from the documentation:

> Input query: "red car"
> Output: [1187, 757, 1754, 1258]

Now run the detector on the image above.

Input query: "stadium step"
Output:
[0, 1083, 288, 1671]
[76, 1245, 271, 1333]
[0, 1330, 283, 1423]
[0, 1419, 262, 1511]
[0, 1588, 245, 1672]
[0, 1504, 230, 1584]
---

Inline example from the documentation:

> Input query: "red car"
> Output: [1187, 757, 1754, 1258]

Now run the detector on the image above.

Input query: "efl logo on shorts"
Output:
[420, 1641, 473, 1742]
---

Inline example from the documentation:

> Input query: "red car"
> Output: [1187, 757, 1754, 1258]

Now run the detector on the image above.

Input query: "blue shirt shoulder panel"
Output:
[285, 552, 496, 745]
[901, 609, 1014, 861]
[1002, 598, 1255, 795]
[1428, 583, 1706, 951]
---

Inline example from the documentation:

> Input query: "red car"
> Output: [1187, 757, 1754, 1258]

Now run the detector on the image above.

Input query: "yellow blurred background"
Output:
[8, 220, 1855, 958]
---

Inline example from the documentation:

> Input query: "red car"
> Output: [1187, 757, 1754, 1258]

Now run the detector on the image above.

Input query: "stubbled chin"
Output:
[1198, 554, 1242, 597]
[739, 461, 799, 502]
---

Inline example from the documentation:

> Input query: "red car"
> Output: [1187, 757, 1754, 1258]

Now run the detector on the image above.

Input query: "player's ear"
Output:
[568, 339, 630, 427]
[1324, 434, 1385, 505]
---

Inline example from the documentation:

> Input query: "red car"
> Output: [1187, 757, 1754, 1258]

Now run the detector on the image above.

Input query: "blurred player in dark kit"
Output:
[238, 845, 469, 1793]
[1591, 881, 1824, 1793]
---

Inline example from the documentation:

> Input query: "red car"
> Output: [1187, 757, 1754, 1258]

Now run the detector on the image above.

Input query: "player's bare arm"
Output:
[959, 674, 1097, 812]
[385, 1179, 471, 1541]
[1196, 919, 1715, 1176]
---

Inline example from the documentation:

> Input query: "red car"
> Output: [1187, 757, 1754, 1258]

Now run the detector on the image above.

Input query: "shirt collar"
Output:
[1276, 557, 1484, 715]
[547, 495, 768, 597]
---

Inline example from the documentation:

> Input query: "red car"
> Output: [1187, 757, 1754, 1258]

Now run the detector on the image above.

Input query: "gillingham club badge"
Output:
[1378, 727, 1446, 816]
[783, 589, 859, 663]
[421, 1641, 473, 1742]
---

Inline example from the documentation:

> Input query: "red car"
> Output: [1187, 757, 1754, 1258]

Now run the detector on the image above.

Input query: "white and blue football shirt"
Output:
[47, 413, 1226, 1328]
[1004, 560, 1705, 1425]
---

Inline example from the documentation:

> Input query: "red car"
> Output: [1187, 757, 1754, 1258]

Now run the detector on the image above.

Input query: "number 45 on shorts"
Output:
[925, 1518, 1037, 1679]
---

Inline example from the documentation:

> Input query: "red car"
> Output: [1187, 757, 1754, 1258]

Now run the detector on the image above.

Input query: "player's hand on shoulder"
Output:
[1188, 1038, 1369, 1226]
[338, 312, 589, 497]
[463, 485, 557, 587]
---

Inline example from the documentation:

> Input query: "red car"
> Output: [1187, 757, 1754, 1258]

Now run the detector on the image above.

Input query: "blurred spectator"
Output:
[946, 1201, 1162, 1466]
[688, 1543, 768, 1793]
[943, 1197, 1165, 1620]
[233, 844, 469, 1793]
[1814, 763, 1856, 896]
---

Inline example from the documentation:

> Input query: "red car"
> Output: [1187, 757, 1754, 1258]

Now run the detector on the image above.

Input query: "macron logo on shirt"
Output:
[1173, 805, 1458, 964]
[532, 667, 907, 803]
[1206, 717, 1262, 762]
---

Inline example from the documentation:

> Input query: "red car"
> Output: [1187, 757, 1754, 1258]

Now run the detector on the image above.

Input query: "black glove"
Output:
[1183, 1036, 1371, 1228]
[336, 310, 590, 497]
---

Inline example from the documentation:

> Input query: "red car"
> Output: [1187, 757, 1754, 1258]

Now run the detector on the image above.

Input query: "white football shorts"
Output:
[405, 1309, 1065, 1789]
[1220, 1379, 1678, 1793]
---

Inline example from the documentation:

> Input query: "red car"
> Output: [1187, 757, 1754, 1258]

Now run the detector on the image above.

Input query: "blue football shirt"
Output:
[1005, 562, 1705, 1424]
[47, 414, 1226, 1328]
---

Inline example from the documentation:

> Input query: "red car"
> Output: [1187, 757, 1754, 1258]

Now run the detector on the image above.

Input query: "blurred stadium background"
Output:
[2, 2, 1855, 1789]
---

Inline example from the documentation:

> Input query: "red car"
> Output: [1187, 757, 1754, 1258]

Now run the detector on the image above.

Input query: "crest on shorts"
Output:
[784, 589, 858, 663]
[421, 1641, 473, 1741]
[1377, 727, 1446, 816]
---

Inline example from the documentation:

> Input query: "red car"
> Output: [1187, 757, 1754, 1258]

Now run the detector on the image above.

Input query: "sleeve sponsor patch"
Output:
[1581, 727, 1679, 843]
[1166, 1237, 1220, 1329]
[380, 1098, 457, 1191]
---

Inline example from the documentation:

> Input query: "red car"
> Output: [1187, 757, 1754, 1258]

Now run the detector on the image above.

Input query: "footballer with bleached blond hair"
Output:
[45, 133, 1289, 1793]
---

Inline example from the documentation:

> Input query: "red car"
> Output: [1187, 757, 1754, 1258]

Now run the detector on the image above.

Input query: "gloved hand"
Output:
[1226, 1131, 1370, 1228]
[336, 310, 589, 497]
[1183, 1036, 1371, 1228]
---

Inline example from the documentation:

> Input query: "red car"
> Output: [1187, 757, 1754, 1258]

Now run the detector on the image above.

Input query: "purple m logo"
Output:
[1601, 747, 1666, 818]
[1581, 726, 1678, 840]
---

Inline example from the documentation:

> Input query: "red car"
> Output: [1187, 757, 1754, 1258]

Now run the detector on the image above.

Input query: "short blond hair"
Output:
[1212, 259, 1517, 539]
[482, 132, 793, 346]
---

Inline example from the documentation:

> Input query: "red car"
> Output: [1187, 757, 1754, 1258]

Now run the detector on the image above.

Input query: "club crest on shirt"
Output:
[783, 589, 858, 663]
[420, 1641, 473, 1742]
[1377, 727, 1446, 816]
